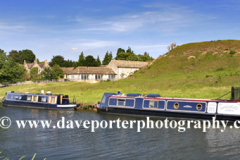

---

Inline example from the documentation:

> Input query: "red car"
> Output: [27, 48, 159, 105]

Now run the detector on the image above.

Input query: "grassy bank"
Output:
[1, 40, 240, 103]
[0, 81, 234, 104]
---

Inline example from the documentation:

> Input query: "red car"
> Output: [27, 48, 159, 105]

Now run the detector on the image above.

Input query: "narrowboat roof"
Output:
[147, 94, 161, 98]
[126, 93, 141, 97]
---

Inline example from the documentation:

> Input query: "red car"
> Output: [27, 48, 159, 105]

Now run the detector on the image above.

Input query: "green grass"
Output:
[1, 40, 240, 104]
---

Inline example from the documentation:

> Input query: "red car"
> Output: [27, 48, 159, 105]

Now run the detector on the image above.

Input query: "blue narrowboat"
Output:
[2, 91, 77, 110]
[97, 87, 240, 121]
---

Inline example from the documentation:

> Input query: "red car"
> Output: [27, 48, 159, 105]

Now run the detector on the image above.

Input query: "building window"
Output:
[95, 75, 102, 81]
[81, 74, 89, 80]
[71, 75, 74, 79]
[131, 68, 133, 72]
[108, 75, 115, 80]
[122, 68, 124, 72]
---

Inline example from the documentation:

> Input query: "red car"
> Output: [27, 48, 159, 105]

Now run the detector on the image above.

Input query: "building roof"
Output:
[39, 63, 45, 68]
[26, 63, 35, 69]
[61, 66, 116, 75]
[110, 60, 148, 68]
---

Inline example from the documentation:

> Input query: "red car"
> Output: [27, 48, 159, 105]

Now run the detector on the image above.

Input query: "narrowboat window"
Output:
[32, 95, 38, 102]
[18, 96, 22, 100]
[101, 95, 106, 104]
[41, 97, 47, 102]
[27, 96, 31, 101]
[49, 96, 57, 104]
[117, 99, 126, 106]
[14, 96, 18, 99]
[174, 102, 179, 109]
[149, 101, 158, 108]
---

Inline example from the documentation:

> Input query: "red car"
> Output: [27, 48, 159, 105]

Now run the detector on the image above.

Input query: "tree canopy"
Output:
[0, 58, 26, 83]
[115, 47, 153, 62]
[8, 49, 35, 64]
[52, 64, 64, 79]
[49, 55, 65, 67]
[102, 51, 113, 65]
[0, 49, 7, 69]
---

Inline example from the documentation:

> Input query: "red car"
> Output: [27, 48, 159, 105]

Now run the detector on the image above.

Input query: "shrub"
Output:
[206, 75, 212, 78]
[215, 67, 224, 72]
[230, 50, 236, 55]
[30, 67, 38, 79]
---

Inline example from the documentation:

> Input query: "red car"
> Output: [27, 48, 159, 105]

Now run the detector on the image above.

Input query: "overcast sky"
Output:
[0, 0, 239, 62]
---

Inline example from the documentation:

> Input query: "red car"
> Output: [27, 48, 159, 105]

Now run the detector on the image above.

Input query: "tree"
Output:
[52, 64, 64, 79]
[77, 52, 86, 66]
[8, 50, 20, 63]
[85, 55, 97, 66]
[116, 48, 125, 56]
[49, 55, 65, 67]
[41, 67, 53, 80]
[126, 54, 138, 61]
[138, 52, 154, 62]
[30, 67, 38, 79]
[109, 52, 113, 62]
[96, 56, 101, 66]
[0, 58, 26, 83]
[0, 49, 7, 69]
[167, 46, 170, 52]
[102, 51, 109, 65]
[126, 46, 134, 54]
[19, 49, 35, 64]
[115, 52, 132, 60]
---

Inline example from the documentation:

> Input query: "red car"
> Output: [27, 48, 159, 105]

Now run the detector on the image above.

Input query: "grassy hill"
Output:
[1, 40, 240, 104]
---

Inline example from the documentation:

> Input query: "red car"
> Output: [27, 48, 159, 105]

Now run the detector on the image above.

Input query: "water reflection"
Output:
[0, 107, 240, 159]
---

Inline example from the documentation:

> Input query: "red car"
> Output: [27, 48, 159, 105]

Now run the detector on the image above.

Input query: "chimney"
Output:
[24, 60, 26, 65]
[45, 59, 47, 64]
[34, 59, 37, 64]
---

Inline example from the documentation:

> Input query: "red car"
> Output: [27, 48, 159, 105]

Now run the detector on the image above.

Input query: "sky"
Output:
[0, 0, 239, 62]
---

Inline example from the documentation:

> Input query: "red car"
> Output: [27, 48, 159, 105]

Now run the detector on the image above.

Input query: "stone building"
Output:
[62, 66, 117, 81]
[23, 59, 50, 74]
[62, 60, 149, 81]
[107, 60, 149, 80]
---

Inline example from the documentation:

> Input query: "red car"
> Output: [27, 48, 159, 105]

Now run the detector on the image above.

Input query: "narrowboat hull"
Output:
[2, 100, 76, 110]
[2, 92, 77, 110]
[97, 107, 240, 121]
[97, 92, 240, 121]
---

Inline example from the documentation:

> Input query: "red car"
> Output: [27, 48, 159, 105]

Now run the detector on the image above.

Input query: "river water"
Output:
[0, 106, 240, 159]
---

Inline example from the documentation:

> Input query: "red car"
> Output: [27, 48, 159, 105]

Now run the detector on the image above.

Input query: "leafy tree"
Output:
[65, 59, 76, 67]
[77, 52, 86, 66]
[102, 51, 109, 65]
[116, 48, 125, 56]
[96, 56, 101, 66]
[126, 46, 134, 54]
[127, 54, 138, 61]
[41, 67, 53, 80]
[52, 64, 64, 79]
[0, 49, 7, 69]
[30, 67, 38, 79]
[115, 52, 131, 60]
[0, 58, 26, 83]
[19, 49, 35, 64]
[8, 50, 21, 63]
[109, 52, 113, 62]
[102, 51, 113, 65]
[138, 52, 154, 62]
[49, 55, 65, 67]
[85, 55, 97, 66]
